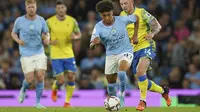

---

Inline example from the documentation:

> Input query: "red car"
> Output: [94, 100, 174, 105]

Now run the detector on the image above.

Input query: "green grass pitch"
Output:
[0, 107, 200, 112]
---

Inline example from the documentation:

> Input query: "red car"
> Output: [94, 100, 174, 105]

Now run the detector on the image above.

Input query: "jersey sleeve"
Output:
[118, 15, 137, 25]
[41, 17, 49, 33]
[73, 19, 80, 33]
[90, 24, 100, 42]
[141, 9, 155, 24]
[12, 18, 20, 33]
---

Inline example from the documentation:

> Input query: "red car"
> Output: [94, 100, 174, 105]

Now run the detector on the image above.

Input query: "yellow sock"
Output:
[52, 80, 58, 91]
[65, 85, 75, 103]
[138, 75, 148, 101]
[149, 80, 164, 94]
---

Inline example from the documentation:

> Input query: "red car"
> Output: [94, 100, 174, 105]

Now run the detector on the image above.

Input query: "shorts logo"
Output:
[73, 61, 76, 64]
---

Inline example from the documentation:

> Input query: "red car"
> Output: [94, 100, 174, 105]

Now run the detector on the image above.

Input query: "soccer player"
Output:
[90, 0, 139, 108]
[46, 0, 81, 107]
[11, 0, 49, 109]
[119, 0, 171, 111]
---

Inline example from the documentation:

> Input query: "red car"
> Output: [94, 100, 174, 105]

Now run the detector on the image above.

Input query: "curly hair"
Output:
[96, 0, 114, 13]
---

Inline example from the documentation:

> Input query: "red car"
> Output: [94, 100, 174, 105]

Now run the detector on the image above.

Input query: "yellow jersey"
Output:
[47, 15, 80, 59]
[120, 7, 156, 52]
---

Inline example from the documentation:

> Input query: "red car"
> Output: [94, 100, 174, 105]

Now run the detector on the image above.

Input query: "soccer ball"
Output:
[104, 96, 121, 112]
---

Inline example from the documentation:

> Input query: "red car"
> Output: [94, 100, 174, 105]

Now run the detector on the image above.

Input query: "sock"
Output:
[117, 71, 126, 95]
[52, 80, 63, 91]
[36, 81, 44, 104]
[21, 80, 31, 92]
[107, 83, 117, 96]
[148, 80, 164, 94]
[65, 82, 75, 103]
[138, 75, 148, 101]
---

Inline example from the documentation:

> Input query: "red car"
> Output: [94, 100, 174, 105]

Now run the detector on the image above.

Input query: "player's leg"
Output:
[135, 57, 149, 111]
[135, 47, 171, 111]
[19, 57, 35, 103]
[132, 49, 150, 111]
[117, 52, 133, 108]
[136, 58, 171, 109]
[106, 74, 118, 96]
[105, 55, 118, 97]
[63, 58, 76, 107]
[148, 79, 171, 106]
[51, 59, 65, 102]
[35, 54, 47, 108]
[142, 47, 171, 106]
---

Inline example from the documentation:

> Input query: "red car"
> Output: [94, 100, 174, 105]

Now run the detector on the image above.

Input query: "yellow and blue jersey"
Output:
[120, 7, 157, 75]
[47, 15, 80, 59]
[47, 15, 80, 75]
[120, 7, 156, 52]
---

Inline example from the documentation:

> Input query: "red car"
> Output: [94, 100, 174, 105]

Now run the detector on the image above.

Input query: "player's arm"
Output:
[142, 9, 162, 40]
[148, 18, 162, 37]
[119, 15, 139, 44]
[90, 25, 101, 50]
[71, 19, 82, 40]
[41, 18, 50, 45]
[11, 18, 24, 46]
[42, 32, 50, 45]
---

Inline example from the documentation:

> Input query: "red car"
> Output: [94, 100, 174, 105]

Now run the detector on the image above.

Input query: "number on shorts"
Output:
[144, 49, 151, 56]
[124, 53, 133, 60]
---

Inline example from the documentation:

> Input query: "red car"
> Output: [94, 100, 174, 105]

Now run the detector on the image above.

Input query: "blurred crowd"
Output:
[0, 0, 200, 90]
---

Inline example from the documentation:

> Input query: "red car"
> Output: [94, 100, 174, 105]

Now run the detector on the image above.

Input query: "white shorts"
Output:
[20, 53, 47, 74]
[105, 52, 133, 74]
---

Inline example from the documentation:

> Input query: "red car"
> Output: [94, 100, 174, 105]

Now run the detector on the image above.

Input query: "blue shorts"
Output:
[132, 47, 156, 75]
[51, 58, 76, 76]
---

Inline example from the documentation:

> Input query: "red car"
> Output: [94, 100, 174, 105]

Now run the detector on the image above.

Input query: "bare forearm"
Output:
[11, 32, 20, 43]
[72, 32, 82, 40]
[42, 32, 50, 40]
[150, 18, 162, 36]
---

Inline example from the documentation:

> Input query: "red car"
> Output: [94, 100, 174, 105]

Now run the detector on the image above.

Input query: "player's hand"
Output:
[71, 33, 76, 39]
[50, 40, 58, 45]
[18, 40, 25, 46]
[132, 36, 138, 44]
[92, 37, 101, 44]
[145, 33, 154, 41]
[43, 39, 49, 45]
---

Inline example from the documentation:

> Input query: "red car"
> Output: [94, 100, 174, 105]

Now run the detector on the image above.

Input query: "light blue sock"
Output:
[36, 81, 44, 104]
[22, 80, 31, 92]
[118, 71, 126, 93]
[107, 83, 117, 96]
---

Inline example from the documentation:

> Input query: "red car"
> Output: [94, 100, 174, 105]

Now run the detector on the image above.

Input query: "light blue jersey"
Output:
[13, 15, 48, 57]
[91, 15, 136, 56]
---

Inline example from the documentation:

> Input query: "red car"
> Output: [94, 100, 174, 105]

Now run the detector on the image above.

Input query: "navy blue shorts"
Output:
[51, 58, 76, 76]
[132, 47, 156, 75]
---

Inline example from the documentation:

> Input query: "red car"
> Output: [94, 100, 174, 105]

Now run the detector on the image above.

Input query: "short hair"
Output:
[56, 0, 65, 5]
[25, 0, 36, 5]
[96, 0, 114, 13]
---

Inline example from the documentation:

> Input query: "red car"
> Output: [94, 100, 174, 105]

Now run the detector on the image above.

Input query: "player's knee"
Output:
[107, 78, 116, 83]
[37, 75, 44, 82]
[58, 79, 65, 85]
[25, 77, 34, 83]
[67, 73, 75, 81]
[119, 60, 129, 71]
[136, 68, 145, 76]
[26, 79, 33, 84]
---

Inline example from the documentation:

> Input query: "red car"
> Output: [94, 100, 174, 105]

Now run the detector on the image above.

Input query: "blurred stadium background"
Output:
[0, 0, 200, 108]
